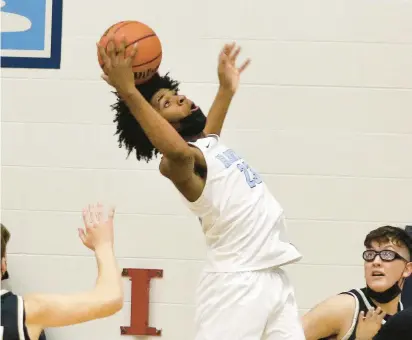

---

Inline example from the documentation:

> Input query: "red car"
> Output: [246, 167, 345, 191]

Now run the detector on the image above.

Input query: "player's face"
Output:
[150, 89, 193, 128]
[364, 241, 411, 292]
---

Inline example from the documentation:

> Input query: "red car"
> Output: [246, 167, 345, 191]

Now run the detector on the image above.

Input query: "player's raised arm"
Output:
[23, 204, 123, 337]
[204, 43, 251, 136]
[98, 37, 194, 163]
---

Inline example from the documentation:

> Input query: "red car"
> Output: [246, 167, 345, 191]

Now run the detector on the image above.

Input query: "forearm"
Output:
[24, 246, 123, 329]
[94, 244, 122, 297]
[120, 88, 192, 160]
[204, 86, 234, 136]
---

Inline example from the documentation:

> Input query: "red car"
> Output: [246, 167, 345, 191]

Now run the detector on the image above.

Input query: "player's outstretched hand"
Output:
[97, 35, 137, 94]
[355, 307, 386, 340]
[79, 203, 115, 252]
[217, 42, 251, 94]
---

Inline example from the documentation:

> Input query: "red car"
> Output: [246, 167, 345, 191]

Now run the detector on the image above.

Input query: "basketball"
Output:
[98, 21, 162, 85]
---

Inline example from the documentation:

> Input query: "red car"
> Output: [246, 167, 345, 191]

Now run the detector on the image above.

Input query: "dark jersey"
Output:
[1, 290, 47, 340]
[373, 307, 412, 340]
[320, 288, 403, 340]
[401, 276, 412, 308]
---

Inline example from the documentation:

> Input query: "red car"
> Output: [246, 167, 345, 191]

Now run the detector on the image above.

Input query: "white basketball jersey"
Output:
[183, 134, 302, 272]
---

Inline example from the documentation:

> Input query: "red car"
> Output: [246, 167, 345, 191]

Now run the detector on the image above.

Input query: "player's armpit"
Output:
[302, 294, 356, 340]
[24, 288, 123, 329]
[159, 147, 206, 202]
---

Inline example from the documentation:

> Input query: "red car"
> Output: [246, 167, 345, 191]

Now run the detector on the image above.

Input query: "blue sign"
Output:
[1, 0, 63, 69]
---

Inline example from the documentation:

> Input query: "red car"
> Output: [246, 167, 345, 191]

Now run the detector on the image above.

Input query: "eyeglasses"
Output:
[363, 249, 408, 263]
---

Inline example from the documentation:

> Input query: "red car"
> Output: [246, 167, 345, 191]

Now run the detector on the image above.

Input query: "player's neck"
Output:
[372, 295, 400, 315]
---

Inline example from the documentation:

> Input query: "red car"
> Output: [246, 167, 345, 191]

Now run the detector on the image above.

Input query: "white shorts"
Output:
[194, 267, 305, 340]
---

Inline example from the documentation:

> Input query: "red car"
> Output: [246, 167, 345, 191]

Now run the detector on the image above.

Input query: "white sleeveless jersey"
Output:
[184, 134, 302, 273]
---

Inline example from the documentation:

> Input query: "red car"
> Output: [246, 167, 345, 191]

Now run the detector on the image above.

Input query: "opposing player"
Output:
[98, 37, 304, 339]
[1, 204, 123, 340]
[302, 225, 412, 340]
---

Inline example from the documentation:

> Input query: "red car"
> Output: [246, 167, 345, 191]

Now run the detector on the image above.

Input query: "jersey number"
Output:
[237, 161, 262, 188]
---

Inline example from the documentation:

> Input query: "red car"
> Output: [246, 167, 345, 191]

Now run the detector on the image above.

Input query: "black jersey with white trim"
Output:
[1, 290, 47, 340]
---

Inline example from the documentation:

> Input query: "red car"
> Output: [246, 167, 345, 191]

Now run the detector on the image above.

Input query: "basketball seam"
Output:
[100, 34, 160, 68]
[104, 21, 134, 37]
[103, 21, 124, 36]
[125, 33, 157, 48]
[132, 52, 162, 68]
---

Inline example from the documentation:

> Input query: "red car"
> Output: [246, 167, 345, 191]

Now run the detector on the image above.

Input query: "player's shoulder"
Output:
[303, 293, 357, 325]
[1, 289, 18, 303]
[318, 293, 357, 316]
[303, 293, 357, 339]
[188, 134, 220, 149]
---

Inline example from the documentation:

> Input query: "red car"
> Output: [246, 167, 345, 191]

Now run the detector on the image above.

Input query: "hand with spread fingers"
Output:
[355, 307, 386, 340]
[79, 203, 115, 252]
[217, 42, 251, 94]
[97, 35, 138, 94]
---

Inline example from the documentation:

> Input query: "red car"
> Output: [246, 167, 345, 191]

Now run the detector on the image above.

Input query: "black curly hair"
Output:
[111, 72, 180, 162]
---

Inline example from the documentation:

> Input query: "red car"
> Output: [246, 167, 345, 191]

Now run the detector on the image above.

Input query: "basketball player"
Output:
[98, 36, 305, 339]
[1, 203, 123, 340]
[302, 225, 412, 340]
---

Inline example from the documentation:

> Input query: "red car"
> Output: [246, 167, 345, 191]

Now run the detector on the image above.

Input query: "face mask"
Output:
[366, 264, 408, 304]
[366, 281, 402, 304]
[178, 105, 206, 138]
[2, 270, 9, 281]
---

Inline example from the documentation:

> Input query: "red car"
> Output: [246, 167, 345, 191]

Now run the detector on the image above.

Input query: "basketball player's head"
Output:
[1, 223, 10, 280]
[112, 72, 206, 162]
[363, 225, 412, 293]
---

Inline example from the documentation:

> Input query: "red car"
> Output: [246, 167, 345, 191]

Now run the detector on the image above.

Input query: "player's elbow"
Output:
[95, 293, 124, 318]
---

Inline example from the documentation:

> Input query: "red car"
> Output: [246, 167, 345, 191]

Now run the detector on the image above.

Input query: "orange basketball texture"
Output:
[98, 21, 162, 85]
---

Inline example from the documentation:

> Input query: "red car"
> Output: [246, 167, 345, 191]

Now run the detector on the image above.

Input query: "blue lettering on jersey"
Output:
[216, 149, 241, 168]
[216, 149, 263, 188]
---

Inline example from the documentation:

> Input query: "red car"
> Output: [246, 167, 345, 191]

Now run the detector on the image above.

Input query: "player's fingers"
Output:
[78, 228, 87, 243]
[365, 308, 374, 319]
[108, 206, 116, 221]
[128, 43, 138, 64]
[223, 42, 234, 56]
[97, 43, 110, 68]
[90, 204, 99, 226]
[96, 202, 103, 222]
[82, 208, 92, 228]
[230, 46, 241, 62]
[375, 307, 385, 320]
[106, 36, 116, 61]
[238, 58, 251, 73]
[117, 35, 126, 59]
[358, 311, 365, 322]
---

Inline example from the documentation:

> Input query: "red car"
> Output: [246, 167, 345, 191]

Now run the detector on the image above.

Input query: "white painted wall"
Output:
[2, 0, 412, 339]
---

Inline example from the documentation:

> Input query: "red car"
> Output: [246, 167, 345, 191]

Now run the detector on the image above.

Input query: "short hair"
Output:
[111, 72, 180, 162]
[364, 225, 412, 260]
[1, 224, 10, 259]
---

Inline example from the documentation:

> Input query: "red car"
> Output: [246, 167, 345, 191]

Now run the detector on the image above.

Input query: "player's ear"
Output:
[404, 261, 412, 278]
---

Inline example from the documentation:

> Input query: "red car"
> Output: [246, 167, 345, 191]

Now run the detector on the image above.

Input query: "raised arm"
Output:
[98, 38, 193, 163]
[204, 43, 251, 136]
[24, 204, 123, 338]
